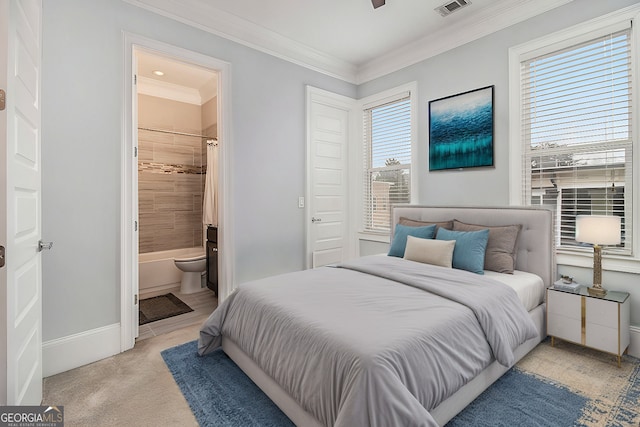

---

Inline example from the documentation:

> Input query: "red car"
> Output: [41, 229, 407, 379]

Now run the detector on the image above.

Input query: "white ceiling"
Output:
[127, 0, 573, 84]
[137, 50, 217, 104]
[201, 0, 490, 66]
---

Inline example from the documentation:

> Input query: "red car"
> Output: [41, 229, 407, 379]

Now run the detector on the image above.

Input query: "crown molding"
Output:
[137, 76, 202, 104]
[200, 84, 217, 104]
[123, 0, 358, 83]
[356, 0, 574, 83]
[125, 0, 573, 85]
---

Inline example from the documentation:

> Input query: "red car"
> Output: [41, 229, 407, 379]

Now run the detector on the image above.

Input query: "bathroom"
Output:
[135, 50, 219, 335]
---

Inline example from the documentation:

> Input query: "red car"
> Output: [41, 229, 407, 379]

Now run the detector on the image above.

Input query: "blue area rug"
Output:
[161, 340, 294, 427]
[162, 340, 640, 426]
[446, 369, 587, 426]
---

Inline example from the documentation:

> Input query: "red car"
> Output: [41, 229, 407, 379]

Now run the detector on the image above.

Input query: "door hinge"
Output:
[134, 221, 138, 231]
[134, 74, 137, 85]
[0, 246, 5, 268]
[134, 294, 138, 305]
[134, 147, 138, 157]
[0, 89, 5, 111]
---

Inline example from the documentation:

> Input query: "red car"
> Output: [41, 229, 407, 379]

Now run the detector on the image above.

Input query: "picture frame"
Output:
[428, 85, 494, 171]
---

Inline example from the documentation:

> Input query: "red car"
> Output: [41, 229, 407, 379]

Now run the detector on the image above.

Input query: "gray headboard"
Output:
[391, 205, 555, 287]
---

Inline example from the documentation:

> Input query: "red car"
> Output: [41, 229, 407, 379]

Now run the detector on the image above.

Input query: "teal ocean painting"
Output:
[429, 86, 494, 170]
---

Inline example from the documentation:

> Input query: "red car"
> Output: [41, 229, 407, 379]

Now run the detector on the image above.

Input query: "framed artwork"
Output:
[429, 85, 494, 171]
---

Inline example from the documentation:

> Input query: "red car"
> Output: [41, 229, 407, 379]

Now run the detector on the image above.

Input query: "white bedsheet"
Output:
[484, 270, 545, 311]
[373, 253, 545, 311]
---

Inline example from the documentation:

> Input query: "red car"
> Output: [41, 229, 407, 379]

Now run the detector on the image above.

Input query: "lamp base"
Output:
[589, 244, 607, 297]
[587, 286, 607, 297]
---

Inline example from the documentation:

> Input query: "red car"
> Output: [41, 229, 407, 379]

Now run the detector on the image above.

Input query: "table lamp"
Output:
[575, 215, 621, 297]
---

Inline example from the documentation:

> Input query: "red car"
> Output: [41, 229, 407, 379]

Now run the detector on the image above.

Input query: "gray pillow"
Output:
[399, 217, 453, 231]
[452, 220, 522, 274]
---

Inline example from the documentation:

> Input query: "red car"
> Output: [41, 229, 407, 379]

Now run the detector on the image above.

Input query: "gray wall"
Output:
[41, 0, 640, 343]
[357, 0, 640, 326]
[41, 0, 355, 341]
[359, 0, 639, 207]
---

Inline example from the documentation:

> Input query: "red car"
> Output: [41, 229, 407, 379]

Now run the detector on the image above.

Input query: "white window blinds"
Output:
[521, 27, 633, 254]
[363, 93, 411, 232]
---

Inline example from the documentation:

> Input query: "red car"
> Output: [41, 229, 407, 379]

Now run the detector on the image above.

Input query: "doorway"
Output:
[135, 50, 218, 340]
[121, 35, 234, 352]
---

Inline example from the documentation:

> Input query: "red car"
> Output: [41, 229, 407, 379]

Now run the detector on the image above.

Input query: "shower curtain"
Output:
[203, 141, 218, 226]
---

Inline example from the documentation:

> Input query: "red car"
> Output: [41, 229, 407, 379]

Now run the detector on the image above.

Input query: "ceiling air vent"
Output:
[435, 0, 471, 17]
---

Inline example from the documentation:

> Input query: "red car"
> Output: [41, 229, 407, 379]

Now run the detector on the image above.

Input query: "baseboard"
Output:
[140, 283, 181, 300]
[43, 323, 121, 377]
[629, 325, 640, 358]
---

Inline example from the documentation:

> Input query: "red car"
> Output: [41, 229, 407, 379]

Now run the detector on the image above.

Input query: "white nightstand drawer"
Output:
[586, 298, 618, 329]
[586, 323, 619, 354]
[547, 290, 581, 319]
[547, 313, 581, 344]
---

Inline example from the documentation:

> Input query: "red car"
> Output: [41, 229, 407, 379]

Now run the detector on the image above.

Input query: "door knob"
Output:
[38, 241, 53, 252]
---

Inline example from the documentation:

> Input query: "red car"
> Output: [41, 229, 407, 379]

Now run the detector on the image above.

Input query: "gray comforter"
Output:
[199, 256, 539, 427]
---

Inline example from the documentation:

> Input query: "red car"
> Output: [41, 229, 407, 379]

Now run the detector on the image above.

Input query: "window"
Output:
[363, 92, 412, 232]
[516, 22, 634, 255]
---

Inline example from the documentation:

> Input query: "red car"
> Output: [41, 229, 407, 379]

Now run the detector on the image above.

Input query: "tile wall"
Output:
[138, 94, 214, 254]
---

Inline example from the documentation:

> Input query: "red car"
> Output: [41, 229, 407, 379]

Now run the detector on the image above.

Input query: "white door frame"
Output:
[305, 86, 357, 269]
[121, 33, 234, 351]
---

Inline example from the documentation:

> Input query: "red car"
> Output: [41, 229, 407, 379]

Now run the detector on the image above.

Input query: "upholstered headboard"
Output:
[391, 205, 555, 287]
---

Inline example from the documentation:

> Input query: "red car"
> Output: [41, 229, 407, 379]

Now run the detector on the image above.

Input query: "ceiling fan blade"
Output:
[372, 0, 385, 9]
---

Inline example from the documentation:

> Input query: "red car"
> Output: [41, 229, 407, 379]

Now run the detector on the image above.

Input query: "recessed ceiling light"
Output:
[152, 70, 164, 76]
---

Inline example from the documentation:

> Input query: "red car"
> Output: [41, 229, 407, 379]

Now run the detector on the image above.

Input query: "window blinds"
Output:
[363, 94, 411, 232]
[521, 27, 632, 254]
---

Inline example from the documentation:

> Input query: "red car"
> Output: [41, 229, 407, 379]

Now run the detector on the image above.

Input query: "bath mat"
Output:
[139, 293, 193, 325]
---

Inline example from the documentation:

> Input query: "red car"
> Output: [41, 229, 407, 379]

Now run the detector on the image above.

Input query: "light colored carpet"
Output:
[42, 324, 202, 427]
[44, 326, 638, 427]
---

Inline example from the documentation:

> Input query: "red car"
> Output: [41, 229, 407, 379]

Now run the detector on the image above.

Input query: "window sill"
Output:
[557, 250, 640, 274]
[357, 231, 390, 244]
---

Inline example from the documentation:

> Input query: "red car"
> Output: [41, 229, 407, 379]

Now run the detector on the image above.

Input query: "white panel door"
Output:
[0, 0, 43, 405]
[307, 88, 354, 268]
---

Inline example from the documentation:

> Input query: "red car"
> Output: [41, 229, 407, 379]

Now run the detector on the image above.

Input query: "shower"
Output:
[135, 50, 219, 299]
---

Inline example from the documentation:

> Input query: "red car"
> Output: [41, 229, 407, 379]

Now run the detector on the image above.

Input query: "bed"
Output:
[199, 205, 554, 426]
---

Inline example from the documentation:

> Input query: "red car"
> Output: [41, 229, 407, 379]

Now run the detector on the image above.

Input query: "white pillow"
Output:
[404, 235, 455, 268]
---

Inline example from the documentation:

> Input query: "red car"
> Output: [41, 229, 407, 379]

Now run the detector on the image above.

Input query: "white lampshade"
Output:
[575, 215, 621, 245]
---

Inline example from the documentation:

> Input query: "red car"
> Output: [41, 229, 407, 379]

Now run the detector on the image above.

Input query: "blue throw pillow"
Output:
[436, 228, 490, 274]
[388, 224, 437, 258]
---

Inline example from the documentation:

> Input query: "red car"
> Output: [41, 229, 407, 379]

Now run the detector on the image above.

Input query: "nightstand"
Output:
[547, 286, 630, 367]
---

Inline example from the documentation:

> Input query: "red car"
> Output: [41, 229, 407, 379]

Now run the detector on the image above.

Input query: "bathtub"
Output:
[139, 247, 205, 296]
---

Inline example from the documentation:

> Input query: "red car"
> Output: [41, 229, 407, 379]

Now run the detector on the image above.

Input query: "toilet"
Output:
[174, 252, 206, 294]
